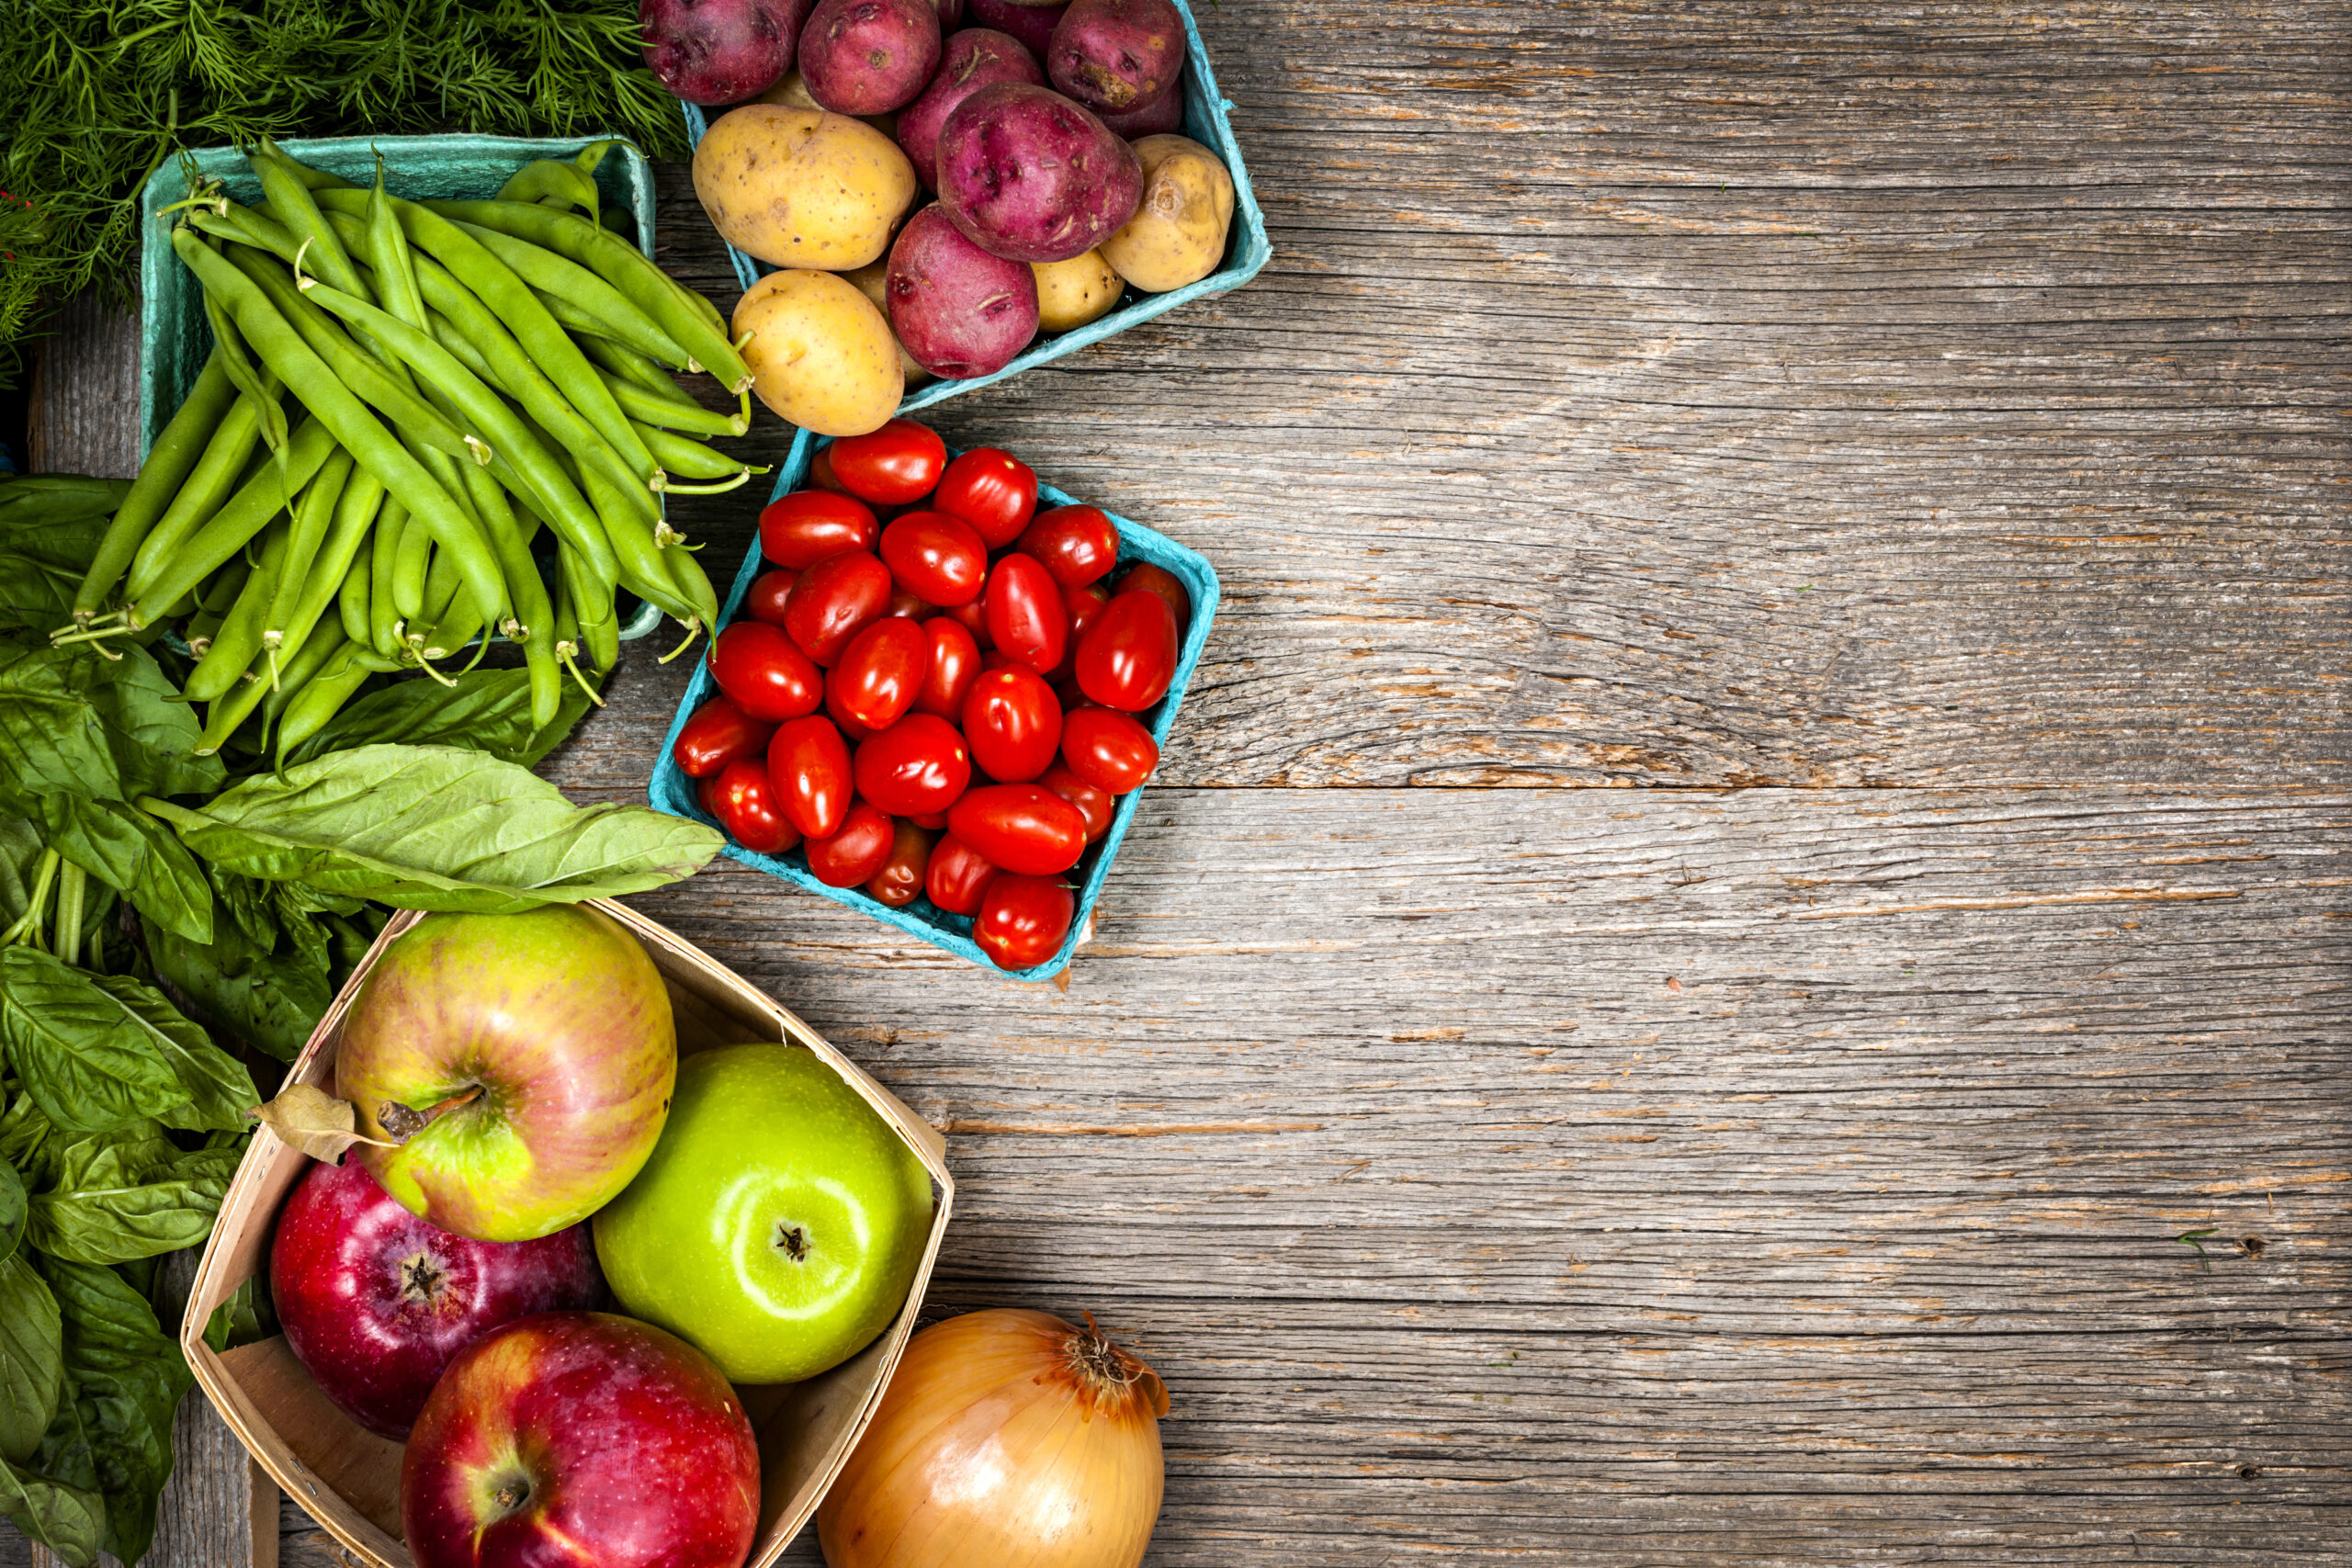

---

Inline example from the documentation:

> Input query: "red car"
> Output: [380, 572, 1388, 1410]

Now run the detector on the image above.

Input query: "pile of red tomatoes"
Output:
[675, 419, 1190, 971]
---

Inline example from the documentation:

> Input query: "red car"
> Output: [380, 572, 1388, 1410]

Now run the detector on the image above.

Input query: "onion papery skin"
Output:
[817, 1308, 1167, 1568]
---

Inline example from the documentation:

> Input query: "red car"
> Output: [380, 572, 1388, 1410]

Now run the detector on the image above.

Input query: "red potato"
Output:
[1046, 0, 1181, 112]
[967, 0, 1063, 58]
[897, 28, 1046, 190]
[934, 83, 1142, 263]
[640, 0, 812, 106]
[799, 0, 943, 114]
[930, 0, 965, 28]
[887, 204, 1042, 378]
[1098, 68, 1183, 137]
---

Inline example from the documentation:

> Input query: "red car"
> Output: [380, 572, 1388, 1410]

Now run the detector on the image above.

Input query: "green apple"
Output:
[593, 1042, 933, 1384]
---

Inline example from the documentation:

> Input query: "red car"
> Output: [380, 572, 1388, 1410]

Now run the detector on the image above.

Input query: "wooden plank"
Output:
[25, 291, 138, 479]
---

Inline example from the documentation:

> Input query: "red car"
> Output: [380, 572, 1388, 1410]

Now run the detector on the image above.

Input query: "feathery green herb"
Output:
[0, 0, 684, 388]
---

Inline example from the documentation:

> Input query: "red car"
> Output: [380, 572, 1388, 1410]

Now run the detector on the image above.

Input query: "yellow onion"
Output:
[818, 1308, 1169, 1568]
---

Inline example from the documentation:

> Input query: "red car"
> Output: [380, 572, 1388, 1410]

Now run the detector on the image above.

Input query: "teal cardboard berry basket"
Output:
[680, 0, 1269, 416]
[648, 432, 1218, 981]
[135, 133, 667, 639]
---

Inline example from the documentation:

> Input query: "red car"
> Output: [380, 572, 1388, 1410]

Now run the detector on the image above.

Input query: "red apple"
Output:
[336, 907, 678, 1243]
[268, 1159, 604, 1439]
[401, 1312, 761, 1568]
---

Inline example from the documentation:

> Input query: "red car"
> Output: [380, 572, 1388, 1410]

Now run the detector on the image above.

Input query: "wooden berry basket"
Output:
[177, 899, 955, 1568]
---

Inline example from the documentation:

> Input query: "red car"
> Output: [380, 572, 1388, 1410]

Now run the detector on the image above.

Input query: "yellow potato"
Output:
[842, 257, 933, 388]
[732, 270, 904, 436]
[1030, 250, 1124, 333]
[692, 105, 916, 271]
[1100, 135, 1236, 294]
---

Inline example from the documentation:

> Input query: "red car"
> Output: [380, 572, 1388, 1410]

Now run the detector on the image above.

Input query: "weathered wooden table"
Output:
[9, 4, 2346, 1564]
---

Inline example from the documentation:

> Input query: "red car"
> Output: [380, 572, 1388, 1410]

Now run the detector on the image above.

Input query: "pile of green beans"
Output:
[54, 139, 764, 758]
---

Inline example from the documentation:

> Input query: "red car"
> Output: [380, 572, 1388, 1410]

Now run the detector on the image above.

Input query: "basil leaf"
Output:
[0, 639, 221, 814]
[0, 950, 189, 1134]
[44, 797, 213, 945]
[0, 481, 123, 633]
[0, 1156, 21, 1263]
[147, 744, 723, 911]
[89, 976, 257, 1134]
[28, 1139, 235, 1264]
[282, 664, 599, 769]
[0, 1092, 56, 1188]
[0, 1252, 62, 1461]
[31, 1256, 191, 1565]
[0, 1453, 105, 1567]
[0, 817, 44, 925]
[0, 478, 130, 529]
[199, 1278, 275, 1355]
[148, 919, 330, 1064]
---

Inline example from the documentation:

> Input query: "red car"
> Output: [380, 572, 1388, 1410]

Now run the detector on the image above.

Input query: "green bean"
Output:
[188, 202, 298, 259]
[291, 274, 628, 591]
[269, 467, 384, 682]
[173, 229, 511, 637]
[527, 280, 689, 368]
[311, 188, 662, 488]
[186, 522, 289, 705]
[497, 158, 602, 220]
[196, 673, 271, 757]
[262, 447, 356, 665]
[201, 290, 292, 464]
[604, 372, 752, 437]
[426, 199, 751, 393]
[574, 331, 692, 398]
[457, 459, 561, 726]
[633, 422, 764, 484]
[254, 140, 373, 307]
[579, 461, 704, 632]
[71, 351, 235, 623]
[276, 640, 377, 762]
[261, 621, 348, 729]
[369, 501, 409, 659]
[120, 393, 276, 601]
[337, 551, 371, 647]
[282, 159, 356, 193]
[123, 415, 338, 628]
[224, 247, 484, 467]
[547, 554, 603, 706]
[560, 540, 620, 675]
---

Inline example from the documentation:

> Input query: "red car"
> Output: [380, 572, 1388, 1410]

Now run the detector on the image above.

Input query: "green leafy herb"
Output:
[0, 637, 223, 813]
[198, 1277, 275, 1355]
[0, 1154, 24, 1263]
[0, 950, 193, 1134]
[0, 1252, 62, 1461]
[147, 915, 330, 1063]
[0, 0, 686, 389]
[0, 1453, 104, 1568]
[145, 743, 724, 911]
[28, 1130, 236, 1265]
[45, 798, 213, 946]
[0, 479, 130, 632]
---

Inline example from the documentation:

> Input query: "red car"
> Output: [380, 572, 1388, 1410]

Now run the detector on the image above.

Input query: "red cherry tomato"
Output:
[766, 716, 854, 839]
[826, 421, 946, 505]
[852, 713, 971, 816]
[885, 585, 933, 620]
[1075, 590, 1179, 711]
[961, 666, 1063, 784]
[1037, 763, 1114, 842]
[1015, 505, 1119, 588]
[1059, 706, 1159, 793]
[672, 695, 777, 779]
[827, 616, 929, 732]
[932, 447, 1038, 547]
[974, 874, 1076, 970]
[947, 784, 1087, 875]
[879, 510, 989, 607]
[708, 622, 824, 722]
[746, 568, 799, 626]
[941, 595, 991, 650]
[984, 553, 1068, 673]
[1063, 581, 1110, 644]
[865, 821, 934, 907]
[783, 550, 894, 666]
[824, 680, 877, 742]
[912, 616, 982, 719]
[924, 833, 1001, 915]
[1112, 561, 1191, 632]
[806, 800, 895, 887]
[707, 759, 801, 855]
[808, 444, 853, 496]
[760, 491, 878, 569]
[908, 809, 950, 830]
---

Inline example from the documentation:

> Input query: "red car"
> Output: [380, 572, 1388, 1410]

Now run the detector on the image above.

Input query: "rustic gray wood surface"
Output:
[7, 2, 2347, 1565]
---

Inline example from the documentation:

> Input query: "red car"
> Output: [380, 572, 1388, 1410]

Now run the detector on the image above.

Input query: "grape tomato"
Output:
[827, 421, 947, 505]
[709, 622, 824, 722]
[866, 821, 935, 908]
[962, 665, 1063, 784]
[853, 713, 972, 816]
[912, 616, 982, 719]
[924, 834, 1001, 915]
[947, 784, 1088, 876]
[974, 874, 1077, 970]
[766, 716, 854, 839]
[745, 568, 798, 626]
[1075, 589, 1179, 711]
[1037, 763, 1114, 842]
[829, 616, 930, 732]
[880, 511, 989, 607]
[708, 759, 800, 855]
[1015, 505, 1119, 588]
[1059, 706, 1159, 793]
[932, 447, 1037, 547]
[760, 491, 877, 569]
[806, 801, 896, 887]
[984, 553, 1069, 673]
[1112, 561, 1192, 632]
[672, 695, 777, 778]
[783, 550, 894, 665]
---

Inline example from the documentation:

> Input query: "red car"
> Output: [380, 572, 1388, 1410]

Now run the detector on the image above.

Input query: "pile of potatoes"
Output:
[678, 0, 1238, 435]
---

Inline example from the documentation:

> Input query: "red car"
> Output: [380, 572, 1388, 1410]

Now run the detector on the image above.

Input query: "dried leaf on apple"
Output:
[249, 1083, 398, 1164]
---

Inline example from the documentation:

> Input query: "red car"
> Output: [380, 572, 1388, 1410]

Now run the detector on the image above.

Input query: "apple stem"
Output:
[378, 1083, 485, 1145]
